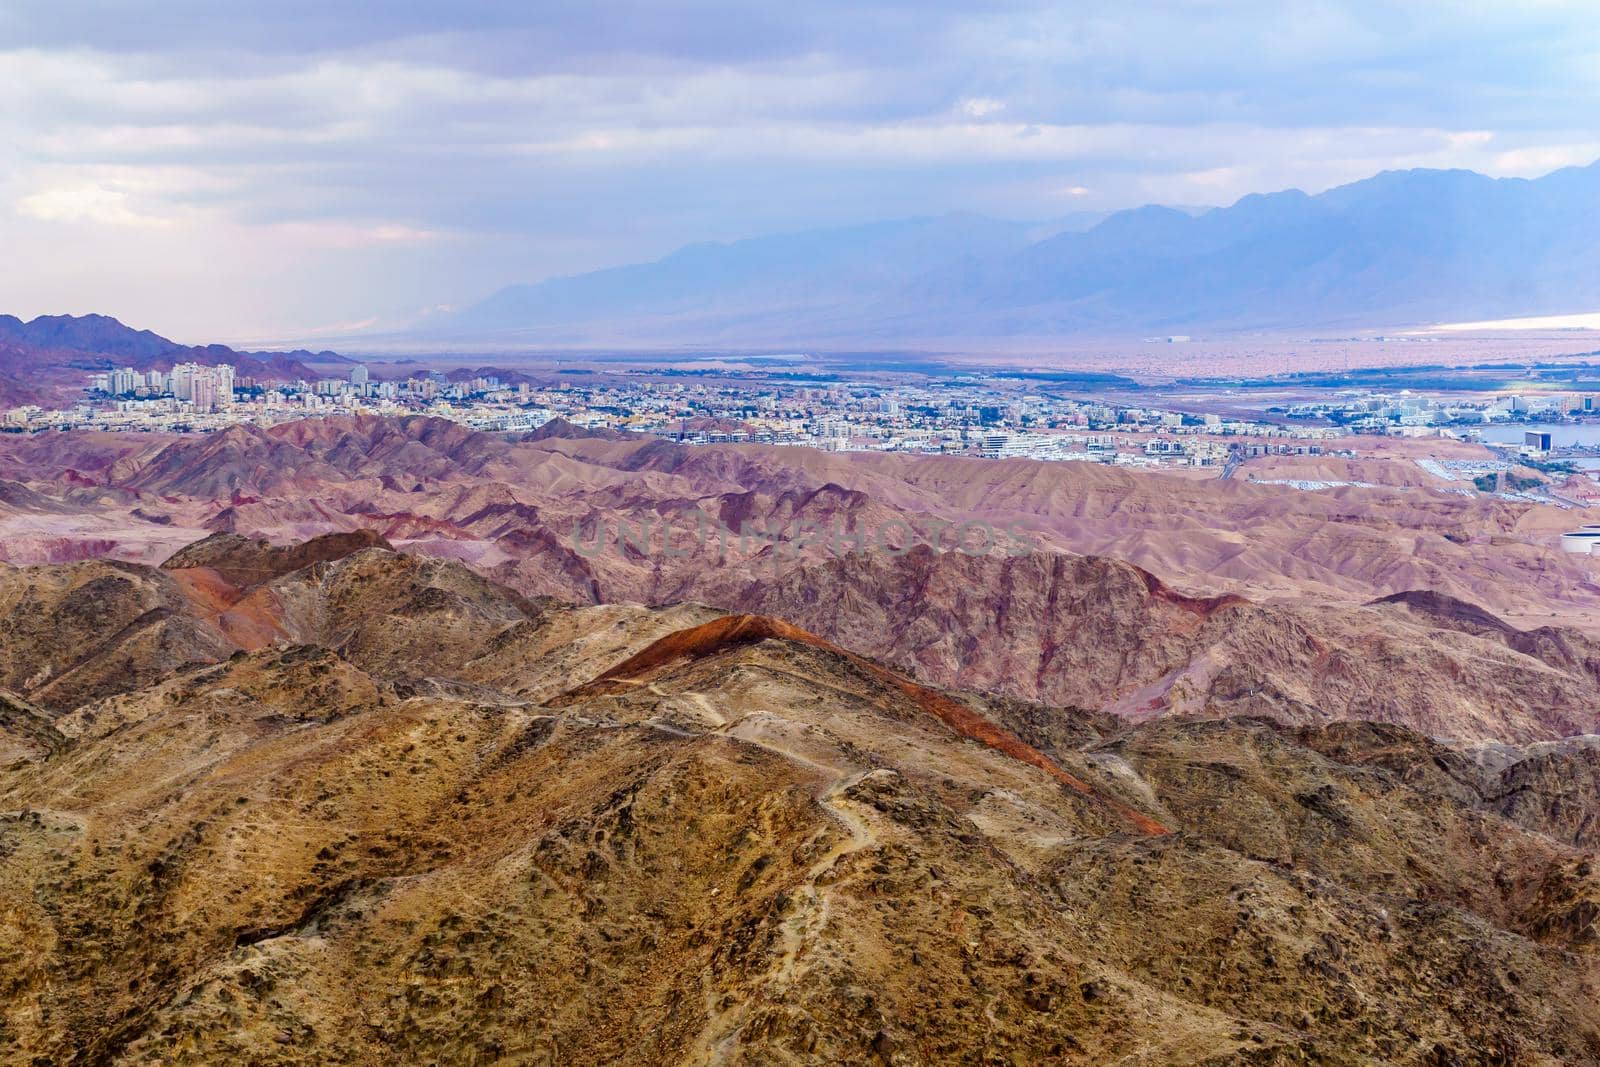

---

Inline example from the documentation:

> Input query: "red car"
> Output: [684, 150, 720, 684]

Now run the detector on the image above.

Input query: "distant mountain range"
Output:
[0, 313, 358, 407]
[428, 161, 1600, 345]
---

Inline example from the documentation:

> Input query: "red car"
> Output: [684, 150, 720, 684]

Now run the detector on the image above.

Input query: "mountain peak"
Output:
[0, 312, 181, 359]
[427, 155, 1600, 343]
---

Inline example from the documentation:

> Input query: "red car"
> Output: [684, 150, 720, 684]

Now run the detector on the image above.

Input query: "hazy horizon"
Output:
[5, 1, 1600, 342]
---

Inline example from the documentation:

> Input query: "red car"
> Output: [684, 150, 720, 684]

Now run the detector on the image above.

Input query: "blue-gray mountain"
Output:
[0, 313, 363, 406]
[440, 161, 1600, 343]
[0, 314, 354, 376]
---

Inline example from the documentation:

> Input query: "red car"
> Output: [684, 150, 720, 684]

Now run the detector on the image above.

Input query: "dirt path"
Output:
[681, 687, 882, 1065]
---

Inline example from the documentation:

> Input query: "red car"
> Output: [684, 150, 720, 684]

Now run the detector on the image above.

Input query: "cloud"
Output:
[1, 1, 1598, 337]
[1492, 142, 1600, 174]
[263, 220, 448, 248]
[16, 184, 169, 227]
[958, 97, 1006, 119]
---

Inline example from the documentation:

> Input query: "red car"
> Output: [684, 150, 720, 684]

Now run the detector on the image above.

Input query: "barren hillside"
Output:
[4, 537, 1600, 1062]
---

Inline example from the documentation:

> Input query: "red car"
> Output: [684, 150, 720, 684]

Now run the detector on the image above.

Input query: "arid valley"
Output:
[4, 407, 1600, 1062]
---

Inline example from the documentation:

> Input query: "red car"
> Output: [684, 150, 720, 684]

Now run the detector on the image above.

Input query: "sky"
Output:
[3, 0, 1598, 343]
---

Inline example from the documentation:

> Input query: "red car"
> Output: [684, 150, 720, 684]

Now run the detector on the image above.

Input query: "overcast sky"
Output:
[3, 1, 1598, 343]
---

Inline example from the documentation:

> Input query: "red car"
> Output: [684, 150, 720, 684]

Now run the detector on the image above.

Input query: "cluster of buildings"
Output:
[1560, 524, 1600, 555]
[1283, 390, 1600, 434]
[973, 431, 1258, 468]
[2, 364, 551, 433]
[597, 377, 1343, 470]
[0, 359, 1345, 474]
[90, 363, 237, 412]
[11, 359, 1582, 477]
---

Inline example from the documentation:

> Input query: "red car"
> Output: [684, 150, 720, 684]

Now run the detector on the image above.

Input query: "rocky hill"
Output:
[731, 547, 1600, 742]
[3, 536, 1600, 1062]
[2, 416, 1596, 743]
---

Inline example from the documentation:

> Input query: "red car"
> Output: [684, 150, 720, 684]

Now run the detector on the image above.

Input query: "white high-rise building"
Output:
[191, 374, 218, 412]
[110, 367, 141, 394]
[168, 363, 235, 412]
[170, 363, 196, 401]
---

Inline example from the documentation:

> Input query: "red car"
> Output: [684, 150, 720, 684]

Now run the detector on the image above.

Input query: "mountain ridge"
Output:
[0, 312, 377, 408]
[5, 535, 1600, 1061]
[431, 160, 1600, 344]
[2, 414, 1597, 743]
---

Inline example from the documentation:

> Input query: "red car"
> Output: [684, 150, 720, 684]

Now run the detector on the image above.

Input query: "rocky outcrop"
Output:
[0, 690, 63, 764]
[162, 529, 393, 588]
[0, 560, 234, 712]
[732, 547, 1600, 741]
